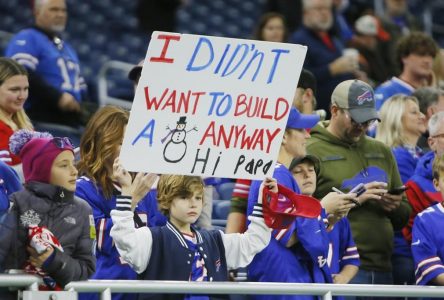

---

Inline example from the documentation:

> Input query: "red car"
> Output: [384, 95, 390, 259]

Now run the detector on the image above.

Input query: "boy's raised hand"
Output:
[112, 158, 158, 210]
[258, 177, 278, 204]
[131, 172, 158, 206]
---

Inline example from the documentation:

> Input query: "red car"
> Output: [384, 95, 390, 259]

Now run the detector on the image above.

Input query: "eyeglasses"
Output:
[339, 108, 378, 128]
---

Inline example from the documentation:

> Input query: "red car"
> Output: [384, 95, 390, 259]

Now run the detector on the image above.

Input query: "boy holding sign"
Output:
[110, 169, 278, 299]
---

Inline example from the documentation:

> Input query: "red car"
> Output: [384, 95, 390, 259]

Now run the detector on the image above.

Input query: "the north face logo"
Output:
[356, 90, 373, 105]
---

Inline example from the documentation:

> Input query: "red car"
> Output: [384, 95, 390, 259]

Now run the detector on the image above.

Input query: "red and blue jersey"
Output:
[411, 203, 444, 285]
[247, 163, 330, 300]
[404, 151, 443, 243]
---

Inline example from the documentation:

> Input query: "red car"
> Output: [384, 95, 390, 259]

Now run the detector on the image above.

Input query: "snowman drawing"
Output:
[161, 116, 197, 163]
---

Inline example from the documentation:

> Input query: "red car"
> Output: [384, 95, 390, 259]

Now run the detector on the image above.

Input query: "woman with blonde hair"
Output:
[0, 57, 33, 170]
[75, 105, 163, 300]
[376, 94, 426, 183]
[375, 94, 426, 288]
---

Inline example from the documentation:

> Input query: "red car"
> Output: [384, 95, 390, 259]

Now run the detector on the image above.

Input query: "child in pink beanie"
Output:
[0, 129, 95, 292]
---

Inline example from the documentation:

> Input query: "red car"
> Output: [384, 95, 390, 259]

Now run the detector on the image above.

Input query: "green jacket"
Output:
[307, 121, 411, 272]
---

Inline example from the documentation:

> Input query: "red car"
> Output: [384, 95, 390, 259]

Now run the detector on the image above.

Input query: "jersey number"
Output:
[57, 58, 80, 90]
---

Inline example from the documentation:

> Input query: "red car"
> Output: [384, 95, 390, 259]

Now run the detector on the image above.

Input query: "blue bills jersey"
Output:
[5, 28, 86, 105]
[411, 203, 444, 285]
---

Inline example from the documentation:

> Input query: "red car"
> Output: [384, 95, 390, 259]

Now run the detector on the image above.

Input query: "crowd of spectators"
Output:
[1, 0, 444, 299]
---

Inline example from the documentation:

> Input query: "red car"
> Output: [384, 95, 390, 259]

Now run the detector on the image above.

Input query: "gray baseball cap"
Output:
[331, 79, 380, 123]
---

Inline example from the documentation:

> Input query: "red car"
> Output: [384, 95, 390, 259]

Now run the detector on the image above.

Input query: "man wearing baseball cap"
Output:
[246, 107, 357, 297]
[307, 79, 411, 288]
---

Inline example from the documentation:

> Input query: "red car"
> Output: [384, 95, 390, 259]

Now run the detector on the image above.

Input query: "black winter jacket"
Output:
[0, 181, 95, 287]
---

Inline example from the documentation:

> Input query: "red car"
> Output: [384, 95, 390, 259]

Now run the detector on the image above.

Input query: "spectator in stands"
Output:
[376, 94, 426, 183]
[76, 106, 165, 300]
[413, 87, 444, 152]
[290, 155, 360, 284]
[351, 15, 391, 86]
[374, 32, 438, 110]
[247, 108, 359, 296]
[110, 171, 276, 299]
[0, 161, 22, 214]
[0, 58, 33, 177]
[411, 153, 444, 286]
[253, 12, 288, 42]
[375, 94, 426, 287]
[290, 0, 360, 116]
[225, 70, 320, 234]
[403, 112, 444, 246]
[0, 129, 95, 291]
[293, 69, 318, 115]
[380, 0, 422, 75]
[5, 0, 88, 130]
[307, 79, 411, 290]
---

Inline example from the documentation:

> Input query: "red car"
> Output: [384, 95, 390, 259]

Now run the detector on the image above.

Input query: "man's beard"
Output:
[50, 24, 66, 33]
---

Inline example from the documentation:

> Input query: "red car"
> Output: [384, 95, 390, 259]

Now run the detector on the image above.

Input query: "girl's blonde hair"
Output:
[157, 175, 204, 216]
[375, 94, 419, 147]
[0, 57, 33, 130]
[77, 105, 129, 198]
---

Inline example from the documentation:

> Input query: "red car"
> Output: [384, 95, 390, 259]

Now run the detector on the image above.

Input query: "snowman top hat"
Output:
[177, 116, 187, 125]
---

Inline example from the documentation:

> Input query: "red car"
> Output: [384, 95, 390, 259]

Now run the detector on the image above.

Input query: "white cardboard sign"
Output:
[120, 31, 307, 180]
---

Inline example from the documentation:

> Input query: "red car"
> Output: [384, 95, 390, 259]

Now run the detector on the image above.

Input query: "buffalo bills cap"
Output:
[331, 79, 380, 123]
[286, 107, 320, 130]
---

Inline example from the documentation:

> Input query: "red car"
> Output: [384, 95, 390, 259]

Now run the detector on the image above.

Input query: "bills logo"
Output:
[356, 90, 373, 105]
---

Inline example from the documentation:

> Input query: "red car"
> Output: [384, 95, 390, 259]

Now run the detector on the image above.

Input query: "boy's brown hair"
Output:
[396, 32, 438, 69]
[157, 175, 204, 216]
[433, 154, 444, 181]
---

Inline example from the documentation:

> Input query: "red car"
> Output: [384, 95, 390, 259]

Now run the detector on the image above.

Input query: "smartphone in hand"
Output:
[387, 185, 408, 195]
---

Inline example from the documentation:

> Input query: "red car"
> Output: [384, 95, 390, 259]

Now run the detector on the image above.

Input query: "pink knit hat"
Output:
[9, 130, 74, 183]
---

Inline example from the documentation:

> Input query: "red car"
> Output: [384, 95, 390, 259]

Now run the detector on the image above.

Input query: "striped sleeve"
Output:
[115, 195, 132, 211]
[339, 219, 360, 268]
[412, 210, 444, 285]
[0, 150, 12, 164]
[232, 179, 252, 198]
[250, 203, 263, 219]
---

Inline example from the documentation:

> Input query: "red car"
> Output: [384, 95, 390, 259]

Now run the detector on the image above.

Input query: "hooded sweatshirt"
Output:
[307, 121, 411, 272]
[403, 151, 443, 243]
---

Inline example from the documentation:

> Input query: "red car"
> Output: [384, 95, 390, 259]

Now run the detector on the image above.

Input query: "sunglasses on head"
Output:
[52, 137, 74, 149]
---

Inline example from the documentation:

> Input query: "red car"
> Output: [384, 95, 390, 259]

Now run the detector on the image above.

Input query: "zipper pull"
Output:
[60, 190, 65, 198]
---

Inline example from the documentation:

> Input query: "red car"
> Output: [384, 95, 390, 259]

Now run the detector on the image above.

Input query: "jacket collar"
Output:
[25, 181, 74, 203]
[166, 221, 203, 249]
